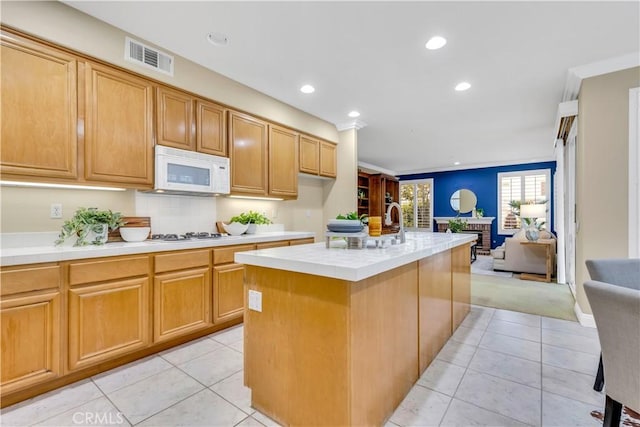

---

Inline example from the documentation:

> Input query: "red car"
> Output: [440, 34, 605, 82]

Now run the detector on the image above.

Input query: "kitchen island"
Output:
[236, 232, 474, 426]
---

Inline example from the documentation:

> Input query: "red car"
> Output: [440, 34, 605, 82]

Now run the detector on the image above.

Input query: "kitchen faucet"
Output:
[385, 202, 406, 244]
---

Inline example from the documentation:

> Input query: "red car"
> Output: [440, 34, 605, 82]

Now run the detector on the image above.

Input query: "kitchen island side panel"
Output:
[349, 261, 419, 426]
[452, 243, 472, 330]
[418, 249, 453, 372]
[243, 266, 351, 426]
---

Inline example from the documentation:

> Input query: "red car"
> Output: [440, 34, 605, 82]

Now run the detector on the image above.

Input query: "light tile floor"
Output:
[1, 306, 606, 427]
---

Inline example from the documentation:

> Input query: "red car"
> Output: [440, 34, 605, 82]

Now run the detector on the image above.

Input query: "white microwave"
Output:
[154, 146, 230, 195]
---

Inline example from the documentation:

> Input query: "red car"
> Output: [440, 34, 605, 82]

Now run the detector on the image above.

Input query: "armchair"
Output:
[584, 279, 640, 427]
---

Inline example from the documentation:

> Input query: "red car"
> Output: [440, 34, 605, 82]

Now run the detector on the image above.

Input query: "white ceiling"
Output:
[64, 1, 639, 175]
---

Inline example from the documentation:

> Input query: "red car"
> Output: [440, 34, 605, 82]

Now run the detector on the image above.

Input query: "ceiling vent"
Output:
[125, 37, 174, 76]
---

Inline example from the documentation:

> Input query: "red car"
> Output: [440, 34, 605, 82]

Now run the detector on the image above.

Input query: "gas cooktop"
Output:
[151, 232, 222, 242]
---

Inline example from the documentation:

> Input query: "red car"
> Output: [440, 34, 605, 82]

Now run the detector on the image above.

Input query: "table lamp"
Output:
[520, 203, 546, 241]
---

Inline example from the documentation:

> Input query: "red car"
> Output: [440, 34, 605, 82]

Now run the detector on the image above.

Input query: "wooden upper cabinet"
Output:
[196, 100, 227, 156]
[319, 141, 337, 178]
[83, 61, 154, 187]
[157, 86, 195, 151]
[0, 31, 78, 179]
[299, 135, 337, 179]
[269, 125, 298, 198]
[229, 111, 268, 195]
[299, 135, 320, 175]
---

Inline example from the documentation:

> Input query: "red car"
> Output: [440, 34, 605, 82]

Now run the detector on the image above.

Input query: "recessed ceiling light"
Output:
[206, 32, 229, 46]
[348, 111, 360, 118]
[425, 36, 447, 50]
[455, 82, 471, 91]
[454, 161, 461, 166]
[300, 84, 315, 94]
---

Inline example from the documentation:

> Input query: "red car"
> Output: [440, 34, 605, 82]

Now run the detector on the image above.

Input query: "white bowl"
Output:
[222, 222, 249, 236]
[119, 227, 151, 242]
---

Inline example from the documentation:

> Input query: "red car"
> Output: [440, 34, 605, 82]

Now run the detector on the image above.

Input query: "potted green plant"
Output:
[229, 210, 272, 234]
[447, 217, 467, 233]
[55, 207, 125, 246]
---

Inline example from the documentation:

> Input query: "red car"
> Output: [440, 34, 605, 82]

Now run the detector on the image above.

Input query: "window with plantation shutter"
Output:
[497, 169, 550, 235]
[400, 179, 434, 231]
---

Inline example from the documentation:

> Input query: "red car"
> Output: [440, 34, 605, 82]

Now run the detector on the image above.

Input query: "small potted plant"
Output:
[447, 217, 467, 233]
[229, 210, 272, 234]
[55, 207, 125, 246]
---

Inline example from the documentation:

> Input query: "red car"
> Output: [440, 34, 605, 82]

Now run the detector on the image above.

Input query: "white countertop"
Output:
[0, 232, 314, 266]
[235, 231, 475, 281]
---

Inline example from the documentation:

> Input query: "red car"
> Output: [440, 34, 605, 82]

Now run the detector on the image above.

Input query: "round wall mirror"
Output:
[450, 189, 477, 214]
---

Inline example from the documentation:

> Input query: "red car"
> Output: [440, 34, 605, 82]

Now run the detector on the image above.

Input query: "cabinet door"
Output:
[299, 135, 319, 175]
[154, 267, 211, 342]
[197, 100, 227, 156]
[157, 86, 195, 151]
[319, 141, 337, 178]
[229, 111, 268, 195]
[418, 251, 452, 373]
[1, 291, 61, 394]
[269, 125, 298, 198]
[68, 277, 150, 370]
[0, 31, 77, 179]
[212, 263, 245, 324]
[83, 61, 154, 187]
[451, 244, 471, 330]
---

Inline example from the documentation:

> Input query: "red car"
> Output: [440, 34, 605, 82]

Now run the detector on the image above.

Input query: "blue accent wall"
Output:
[399, 161, 556, 248]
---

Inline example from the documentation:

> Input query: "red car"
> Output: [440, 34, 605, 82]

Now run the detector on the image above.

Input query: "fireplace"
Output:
[433, 217, 494, 256]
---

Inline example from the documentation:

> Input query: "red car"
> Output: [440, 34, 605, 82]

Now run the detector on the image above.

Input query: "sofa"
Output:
[491, 229, 556, 275]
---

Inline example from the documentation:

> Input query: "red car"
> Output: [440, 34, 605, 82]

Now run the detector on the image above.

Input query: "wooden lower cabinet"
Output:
[212, 263, 245, 324]
[418, 250, 452, 372]
[1, 291, 61, 394]
[452, 243, 471, 330]
[68, 277, 150, 371]
[154, 267, 211, 342]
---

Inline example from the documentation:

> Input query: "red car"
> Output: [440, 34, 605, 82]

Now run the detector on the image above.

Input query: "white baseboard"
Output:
[574, 302, 596, 328]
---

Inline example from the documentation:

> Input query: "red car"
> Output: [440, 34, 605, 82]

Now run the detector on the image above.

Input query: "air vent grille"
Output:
[125, 37, 174, 76]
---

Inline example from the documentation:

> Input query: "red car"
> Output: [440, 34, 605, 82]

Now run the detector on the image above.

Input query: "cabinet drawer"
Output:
[256, 241, 289, 250]
[289, 238, 315, 246]
[213, 244, 256, 265]
[1, 264, 60, 296]
[69, 256, 149, 286]
[155, 250, 210, 273]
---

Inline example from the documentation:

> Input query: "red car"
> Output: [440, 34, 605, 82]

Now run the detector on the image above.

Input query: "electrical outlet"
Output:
[50, 203, 62, 219]
[248, 290, 262, 312]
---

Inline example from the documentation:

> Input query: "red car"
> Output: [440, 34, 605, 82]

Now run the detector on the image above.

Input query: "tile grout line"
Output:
[540, 318, 544, 427]
[438, 308, 491, 426]
[441, 308, 538, 427]
[130, 387, 206, 426]
[90, 377, 135, 427]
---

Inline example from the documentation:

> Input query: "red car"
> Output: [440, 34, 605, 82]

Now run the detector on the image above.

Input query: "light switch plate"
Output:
[248, 290, 262, 312]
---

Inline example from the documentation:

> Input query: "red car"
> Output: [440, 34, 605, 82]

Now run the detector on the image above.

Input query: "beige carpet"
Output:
[471, 273, 577, 321]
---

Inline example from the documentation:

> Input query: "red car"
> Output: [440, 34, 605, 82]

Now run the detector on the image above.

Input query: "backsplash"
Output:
[134, 192, 217, 235]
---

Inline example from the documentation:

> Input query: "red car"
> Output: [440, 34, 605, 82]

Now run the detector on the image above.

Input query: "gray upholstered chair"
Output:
[586, 259, 640, 391]
[584, 279, 640, 427]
